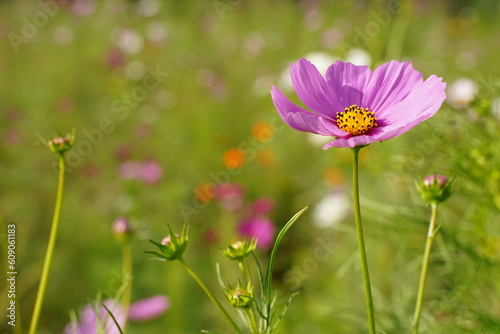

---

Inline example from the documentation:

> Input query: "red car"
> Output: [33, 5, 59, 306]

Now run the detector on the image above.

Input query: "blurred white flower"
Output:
[137, 0, 162, 17]
[313, 190, 350, 228]
[303, 51, 338, 75]
[53, 26, 74, 45]
[446, 77, 478, 108]
[70, 0, 95, 16]
[146, 21, 168, 44]
[345, 48, 372, 66]
[125, 61, 146, 80]
[113, 28, 144, 55]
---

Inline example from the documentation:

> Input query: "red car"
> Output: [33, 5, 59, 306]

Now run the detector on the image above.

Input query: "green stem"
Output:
[351, 147, 376, 334]
[178, 257, 242, 334]
[385, 0, 412, 61]
[29, 155, 66, 334]
[412, 202, 438, 334]
[120, 242, 133, 331]
[244, 307, 259, 334]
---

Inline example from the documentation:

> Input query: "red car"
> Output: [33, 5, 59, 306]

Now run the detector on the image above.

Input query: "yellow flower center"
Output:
[336, 105, 378, 136]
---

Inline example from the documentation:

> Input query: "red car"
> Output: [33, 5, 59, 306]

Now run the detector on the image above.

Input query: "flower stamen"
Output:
[337, 105, 378, 136]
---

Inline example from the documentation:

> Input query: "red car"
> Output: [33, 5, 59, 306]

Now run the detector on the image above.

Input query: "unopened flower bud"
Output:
[418, 174, 453, 204]
[221, 237, 257, 261]
[225, 282, 253, 308]
[146, 224, 189, 261]
[112, 217, 133, 243]
[47, 130, 75, 155]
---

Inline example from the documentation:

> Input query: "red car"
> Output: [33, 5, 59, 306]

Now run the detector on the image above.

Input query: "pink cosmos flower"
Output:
[64, 295, 169, 334]
[238, 216, 276, 250]
[271, 59, 446, 149]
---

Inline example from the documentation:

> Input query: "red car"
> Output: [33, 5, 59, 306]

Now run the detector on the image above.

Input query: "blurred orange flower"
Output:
[195, 183, 216, 203]
[223, 148, 245, 169]
[251, 122, 274, 142]
[323, 167, 344, 186]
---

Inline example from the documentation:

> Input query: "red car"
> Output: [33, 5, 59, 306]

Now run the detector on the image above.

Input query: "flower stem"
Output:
[244, 307, 259, 334]
[412, 202, 439, 334]
[29, 155, 66, 334]
[120, 242, 133, 331]
[351, 147, 376, 334]
[178, 257, 242, 334]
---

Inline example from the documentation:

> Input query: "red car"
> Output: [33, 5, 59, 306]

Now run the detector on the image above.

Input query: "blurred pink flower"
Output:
[119, 161, 142, 180]
[128, 295, 170, 322]
[106, 48, 125, 69]
[238, 216, 276, 250]
[119, 160, 163, 185]
[64, 296, 169, 334]
[140, 160, 163, 184]
[215, 183, 245, 212]
[249, 197, 275, 215]
[64, 299, 125, 334]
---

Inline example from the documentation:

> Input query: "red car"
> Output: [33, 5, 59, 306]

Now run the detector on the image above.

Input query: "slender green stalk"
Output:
[238, 261, 248, 286]
[412, 203, 439, 334]
[244, 307, 259, 334]
[29, 155, 66, 334]
[178, 257, 242, 334]
[385, 0, 412, 61]
[120, 242, 133, 331]
[351, 147, 376, 334]
[239, 258, 259, 333]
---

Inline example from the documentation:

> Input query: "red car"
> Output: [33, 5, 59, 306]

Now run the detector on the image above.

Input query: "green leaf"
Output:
[264, 207, 308, 329]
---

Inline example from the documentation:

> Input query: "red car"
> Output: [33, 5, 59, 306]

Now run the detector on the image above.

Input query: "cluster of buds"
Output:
[47, 130, 75, 155]
[417, 174, 453, 204]
[147, 224, 189, 261]
[220, 237, 257, 261]
[225, 281, 254, 308]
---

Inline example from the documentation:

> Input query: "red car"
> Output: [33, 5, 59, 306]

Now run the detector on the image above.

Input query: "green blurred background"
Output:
[1, 0, 500, 333]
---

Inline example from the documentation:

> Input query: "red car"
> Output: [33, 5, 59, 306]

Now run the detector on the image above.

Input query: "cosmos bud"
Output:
[112, 217, 133, 243]
[47, 130, 75, 155]
[418, 174, 453, 204]
[220, 237, 257, 261]
[225, 281, 254, 308]
[146, 224, 189, 261]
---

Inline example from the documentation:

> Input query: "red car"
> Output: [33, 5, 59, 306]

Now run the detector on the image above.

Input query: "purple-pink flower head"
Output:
[238, 216, 276, 250]
[64, 296, 169, 334]
[271, 59, 446, 149]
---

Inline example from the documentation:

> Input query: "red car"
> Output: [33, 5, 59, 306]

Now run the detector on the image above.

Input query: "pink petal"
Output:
[362, 61, 423, 111]
[323, 134, 376, 149]
[128, 295, 169, 322]
[325, 61, 372, 107]
[290, 58, 343, 118]
[271, 86, 344, 136]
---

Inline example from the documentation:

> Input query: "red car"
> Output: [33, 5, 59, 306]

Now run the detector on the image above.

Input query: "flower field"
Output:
[1, 1, 500, 333]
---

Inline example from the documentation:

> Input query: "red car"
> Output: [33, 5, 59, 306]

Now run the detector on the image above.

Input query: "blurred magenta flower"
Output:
[271, 58, 446, 149]
[249, 197, 275, 215]
[238, 216, 276, 250]
[64, 295, 169, 334]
